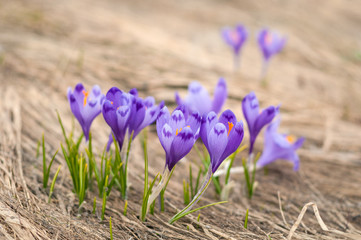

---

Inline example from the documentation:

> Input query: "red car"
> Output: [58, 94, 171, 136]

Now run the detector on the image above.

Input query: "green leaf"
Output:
[169, 201, 227, 224]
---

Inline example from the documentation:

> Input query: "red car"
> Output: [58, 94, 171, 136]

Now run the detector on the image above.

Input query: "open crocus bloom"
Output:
[200, 110, 244, 173]
[157, 106, 201, 171]
[258, 28, 286, 61]
[175, 78, 227, 117]
[67, 83, 105, 141]
[222, 24, 248, 56]
[242, 91, 279, 155]
[257, 119, 304, 170]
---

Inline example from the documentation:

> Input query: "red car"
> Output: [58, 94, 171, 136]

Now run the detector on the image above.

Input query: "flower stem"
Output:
[146, 167, 170, 214]
[169, 166, 212, 223]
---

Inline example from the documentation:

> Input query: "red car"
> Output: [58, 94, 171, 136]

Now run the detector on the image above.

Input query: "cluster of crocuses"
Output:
[66, 77, 303, 222]
[222, 25, 286, 78]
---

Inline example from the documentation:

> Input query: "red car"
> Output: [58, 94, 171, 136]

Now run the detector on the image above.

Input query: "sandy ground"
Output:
[0, 0, 361, 239]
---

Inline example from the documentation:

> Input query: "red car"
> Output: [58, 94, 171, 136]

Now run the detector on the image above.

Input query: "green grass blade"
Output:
[56, 110, 70, 149]
[244, 208, 249, 229]
[169, 201, 227, 224]
[42, 133, 47, 188]
[48, 165, 61, 203]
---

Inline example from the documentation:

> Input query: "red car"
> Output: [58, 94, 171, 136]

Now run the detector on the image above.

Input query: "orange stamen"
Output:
[176, 128, 183, 136]
[82, 90, 89, 106]
[110, 101, 114, 105]
[228, 122, 234, 136]
[286, 135, 296, 144]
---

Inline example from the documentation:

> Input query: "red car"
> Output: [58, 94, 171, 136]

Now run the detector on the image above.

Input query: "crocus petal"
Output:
[68, 92, 84, 127]
[220, 121, 244, 161]
[105, 87, 124, 108]
[168, 127, 194, 170]
[106, 132, 114, 152]
[129, 88, 138, 97]
[102, 100, 120, 138]
[175, 92, 183, 106]
[200, 111, 218, 149]
[156, 107, 170, 139]
[207, 123, 228, 173]
[128, 97, 146, 135]
[211, 78, 227, 114]
[169, 110, 185, 132]
[218, 109, 237, 133]
[257, 120, 304, 171]
[186, 111, 201, 139]
[185, 82, 212, 116]
[253, 106, 278, 136]
[293, 137, 305, 150]
[242, 91, 260, 131]
[160, 123, 174, 158]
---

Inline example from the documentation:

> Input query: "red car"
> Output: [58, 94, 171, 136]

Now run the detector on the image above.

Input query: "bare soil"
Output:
[0, 0, 361, 239]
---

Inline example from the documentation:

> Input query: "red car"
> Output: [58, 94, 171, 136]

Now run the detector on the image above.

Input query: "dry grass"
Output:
[0, 0, 361, 239]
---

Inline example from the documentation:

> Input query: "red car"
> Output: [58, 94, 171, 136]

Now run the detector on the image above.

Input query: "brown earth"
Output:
[0, 0, 361, 239]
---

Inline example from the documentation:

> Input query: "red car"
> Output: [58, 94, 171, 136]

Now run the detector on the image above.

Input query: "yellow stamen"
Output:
[286, 135, 296, 144]
[82, 90, 89, 106]
[176, 128, 182, 136]
[228, 122, 234, 136]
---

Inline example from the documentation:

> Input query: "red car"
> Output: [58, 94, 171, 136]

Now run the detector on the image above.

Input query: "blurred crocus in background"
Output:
[67, 83, 105, 141]
[257, 119, 304, 170]
[257, 28, 286, 79]
[242, 91, 279, 157]
[175, 78, 227, 117]
[222, 24, 248, 71]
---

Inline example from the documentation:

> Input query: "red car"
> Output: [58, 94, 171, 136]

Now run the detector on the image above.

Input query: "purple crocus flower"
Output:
[222, 24, 248, 70]
[175, 78, 227, 117]
[127, 88, 165, 138]
[200, 110, 244, 173]
[258, 28, 286, 78]
[257, 119, 304, 170]
[242, 91, 279, 155]
[157, 106, 201, 171]
[103, 87, 164, 150]
[67, 83, 105, 141]
[102, 87, 133, 150]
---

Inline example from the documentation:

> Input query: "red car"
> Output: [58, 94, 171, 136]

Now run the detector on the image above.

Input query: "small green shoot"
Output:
[41, 133, 59, 189]
[183, 180, 190, 205]
[92, 197, 96, 214]
[159, 166, 175, 212]
[242, 153, 260, 199]
[36, 140, 41, 158]
[109, 217, 113, 240]
[101, 175, 109, 220]
[123, 200, 128, 216]
[57, 111, 88, 206]
[110, 132, 133, 200]
[183, 165, 202, 205]
[48, 165, 61, 203]
[244, 208, 249, 229]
